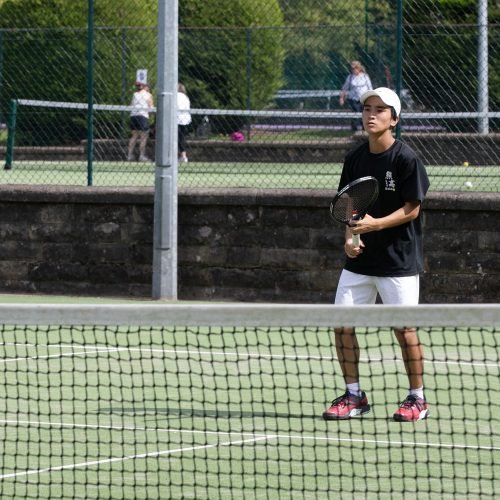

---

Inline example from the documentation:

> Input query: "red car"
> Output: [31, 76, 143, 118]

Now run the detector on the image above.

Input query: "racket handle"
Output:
[352, 209, 362, 247]
[351, 210, 360, 247]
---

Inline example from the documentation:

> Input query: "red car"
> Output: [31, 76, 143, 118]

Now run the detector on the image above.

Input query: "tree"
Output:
[0, 0, 157, 144]
[276, 0, 392, 92]
[0, 0, 157, 103]
[0, 0, 285, 140]
[179, 0, 285, 120]
[403, 0, 499, 114]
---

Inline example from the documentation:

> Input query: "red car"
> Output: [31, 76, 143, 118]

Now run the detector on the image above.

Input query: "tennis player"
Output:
[323, 87, 431, 422]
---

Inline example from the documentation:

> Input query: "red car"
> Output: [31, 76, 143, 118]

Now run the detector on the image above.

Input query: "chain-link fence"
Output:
[0, 0, 498, 190]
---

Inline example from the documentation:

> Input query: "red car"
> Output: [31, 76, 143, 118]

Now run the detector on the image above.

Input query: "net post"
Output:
[3, 98, 17, 170]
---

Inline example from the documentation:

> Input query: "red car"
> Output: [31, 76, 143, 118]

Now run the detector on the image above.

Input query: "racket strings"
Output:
[332, 183, 378, 223]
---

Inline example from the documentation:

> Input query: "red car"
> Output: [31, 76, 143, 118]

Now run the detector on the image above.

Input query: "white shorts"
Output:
[335, 270, 420, 305]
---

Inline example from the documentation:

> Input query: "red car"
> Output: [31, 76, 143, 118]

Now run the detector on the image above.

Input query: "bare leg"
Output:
[393, 327, 424, 389]
[139, 131, 149, 159]
[334, 327, 360, 384]
[128, 131, 139, 159]
[322, 326, 369, 419]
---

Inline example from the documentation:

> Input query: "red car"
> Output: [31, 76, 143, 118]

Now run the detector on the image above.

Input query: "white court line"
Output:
[0, 342, 498, 369]
[0, 417, 498, 481]
[2, 417, 499, 452]
[0, 345, 127, 364]
[0, 431, 271, 480]
[1, 339, 497, 481]
[0, 418, 262, 437]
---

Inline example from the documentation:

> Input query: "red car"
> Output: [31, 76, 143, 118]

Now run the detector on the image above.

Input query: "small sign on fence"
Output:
[136, 69, 148, 85]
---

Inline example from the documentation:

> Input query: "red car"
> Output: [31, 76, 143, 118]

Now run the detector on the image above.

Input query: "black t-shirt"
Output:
[338, 139, 430, 277]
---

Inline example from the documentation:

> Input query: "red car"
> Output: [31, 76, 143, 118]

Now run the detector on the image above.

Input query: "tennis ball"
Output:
[463, 161, 469, 167]
[464, 181, 473, 189]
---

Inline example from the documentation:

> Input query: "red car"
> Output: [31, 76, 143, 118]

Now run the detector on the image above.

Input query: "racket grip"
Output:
[351, 210, 360, 247]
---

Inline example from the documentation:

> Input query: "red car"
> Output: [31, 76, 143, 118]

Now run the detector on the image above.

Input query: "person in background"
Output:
[339, 60, 373, 133]
[127, 81, 154, 162]
[177, 83, 192, 163]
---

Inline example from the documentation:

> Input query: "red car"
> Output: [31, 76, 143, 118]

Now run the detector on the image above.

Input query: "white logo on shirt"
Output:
[385, 171, 396, 191]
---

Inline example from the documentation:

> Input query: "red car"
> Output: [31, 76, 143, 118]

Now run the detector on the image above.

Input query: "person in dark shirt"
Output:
[323, 87, 431, 422]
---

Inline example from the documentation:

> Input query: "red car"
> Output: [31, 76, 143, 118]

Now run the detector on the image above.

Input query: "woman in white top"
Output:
[177, 83, 192, 162]
[127, 82, 154, 162]
[339, 61, 373, 133]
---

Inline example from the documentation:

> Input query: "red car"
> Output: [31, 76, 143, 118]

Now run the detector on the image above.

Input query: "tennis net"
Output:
[0, 303, 499, 498]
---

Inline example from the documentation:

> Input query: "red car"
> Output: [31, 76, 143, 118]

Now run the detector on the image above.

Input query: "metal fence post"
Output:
[3, 98, 16, 170]
[477, 0, 489, 134]
[395, 0, 403, 139]
[152, 0, 178, 299]
[246, 28, 252, 141]
[86, 0, 94, 186]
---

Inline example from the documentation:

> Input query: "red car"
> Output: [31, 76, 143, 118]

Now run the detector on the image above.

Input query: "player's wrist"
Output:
[373, 218, 384, 231]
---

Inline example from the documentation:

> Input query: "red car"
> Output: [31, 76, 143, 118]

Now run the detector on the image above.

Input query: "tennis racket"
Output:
[330, 176, 379, 246]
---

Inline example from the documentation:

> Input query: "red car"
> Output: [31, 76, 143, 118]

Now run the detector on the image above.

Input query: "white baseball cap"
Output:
[360, 87, 401, 117]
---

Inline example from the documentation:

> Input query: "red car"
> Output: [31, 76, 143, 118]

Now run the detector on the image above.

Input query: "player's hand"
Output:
[350, 214, 377, 235]
[344, 238, 364, 258]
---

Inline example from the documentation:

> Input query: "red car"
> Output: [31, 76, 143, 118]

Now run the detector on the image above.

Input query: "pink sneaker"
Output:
[322, 391, 370, 420]
[393, 395, 429, 422]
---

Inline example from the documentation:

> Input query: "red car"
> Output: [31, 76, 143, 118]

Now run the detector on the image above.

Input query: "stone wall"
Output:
[0, 185, 498, 303]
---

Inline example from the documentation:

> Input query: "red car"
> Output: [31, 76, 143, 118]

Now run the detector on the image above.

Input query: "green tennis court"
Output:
[1, 161, 499, 191]
[0, 303, 498, 498]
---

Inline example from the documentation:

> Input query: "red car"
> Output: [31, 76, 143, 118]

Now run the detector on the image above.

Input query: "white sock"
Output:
[409, 387, 424, 400]
[347, 382, 362, 397]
